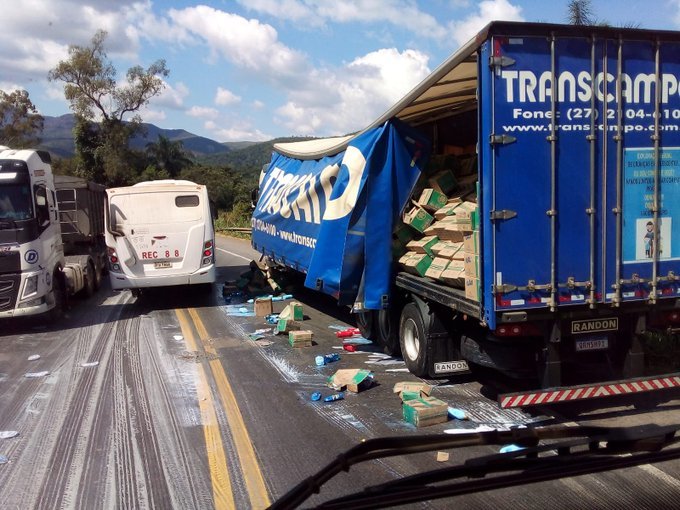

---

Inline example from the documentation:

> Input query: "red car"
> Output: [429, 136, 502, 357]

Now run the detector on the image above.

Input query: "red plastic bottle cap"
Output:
[343, 344, 358, 352]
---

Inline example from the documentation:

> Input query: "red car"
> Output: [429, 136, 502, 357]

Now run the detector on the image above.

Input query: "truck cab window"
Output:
[0, 184, 33, 221]
[34, 185, 50, 227]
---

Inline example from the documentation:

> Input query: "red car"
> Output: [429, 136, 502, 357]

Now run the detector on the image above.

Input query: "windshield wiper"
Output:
[269, 423, 680, 510]
[0, 219, 18, 230]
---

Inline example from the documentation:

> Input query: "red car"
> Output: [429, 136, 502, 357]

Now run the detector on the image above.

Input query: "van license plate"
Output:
[575, 337, 608, 352]
[154, 261, 172, 269]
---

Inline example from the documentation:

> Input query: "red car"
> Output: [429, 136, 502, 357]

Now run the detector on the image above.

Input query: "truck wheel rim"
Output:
[403, 318, 420, 361]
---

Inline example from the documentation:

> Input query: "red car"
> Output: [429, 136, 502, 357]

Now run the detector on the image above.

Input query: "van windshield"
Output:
[0, 184, 33, 221]
[109, 192, 202, 226]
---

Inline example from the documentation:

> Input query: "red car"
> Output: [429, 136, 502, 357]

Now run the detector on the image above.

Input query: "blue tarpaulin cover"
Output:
[252, 119, 430, 309]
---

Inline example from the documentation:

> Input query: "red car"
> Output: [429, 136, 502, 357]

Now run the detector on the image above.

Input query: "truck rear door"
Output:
[485, 32, 680, 318]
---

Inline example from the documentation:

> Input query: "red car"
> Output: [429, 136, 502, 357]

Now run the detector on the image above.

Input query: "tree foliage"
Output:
[48, 30, 169, 185]
[0, 89, 44, 147]
[566, 0, 594, 25]
[145, 135, 193, 178]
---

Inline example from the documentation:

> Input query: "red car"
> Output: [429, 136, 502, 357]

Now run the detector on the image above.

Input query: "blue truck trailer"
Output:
[252, 21, 680, 407]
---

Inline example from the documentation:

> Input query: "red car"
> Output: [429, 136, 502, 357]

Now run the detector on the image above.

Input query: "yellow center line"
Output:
[176, 309, 235, 510]
[188, 307, 272, 510]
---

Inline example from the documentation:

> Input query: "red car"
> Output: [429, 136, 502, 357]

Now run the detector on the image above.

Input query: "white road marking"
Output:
[216, 247, 252, 262]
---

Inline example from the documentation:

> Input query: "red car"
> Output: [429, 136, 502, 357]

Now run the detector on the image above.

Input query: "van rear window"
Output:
[176, 195, 199, 207]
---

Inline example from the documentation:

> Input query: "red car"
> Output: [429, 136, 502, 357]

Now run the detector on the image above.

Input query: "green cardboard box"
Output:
[428, 169, 457, 195]
[417, 188, 448, 212]
[404, 206, 434, 233]
[403, 396, 449, 427]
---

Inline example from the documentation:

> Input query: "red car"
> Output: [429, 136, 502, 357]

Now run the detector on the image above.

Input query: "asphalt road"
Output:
[0, 234, 679, 509]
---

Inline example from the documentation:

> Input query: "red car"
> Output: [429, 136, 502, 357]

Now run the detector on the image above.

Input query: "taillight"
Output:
[107, 247, 118, 264]
[202, 240, 214, 265]
[495, 322, 543, 337]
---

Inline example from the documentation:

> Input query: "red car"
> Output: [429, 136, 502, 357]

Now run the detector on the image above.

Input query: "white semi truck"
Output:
[0, 147, 107, 321]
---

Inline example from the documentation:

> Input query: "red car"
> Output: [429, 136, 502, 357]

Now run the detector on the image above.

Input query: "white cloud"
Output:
[215, 87, 241, 106]
[237, 0, 448, 39]
[448, 0, 524, 46]
[205, 119, 270, 142]
[167, 5, 309, 82]
[252, 100, 265, 109]
[151, 81, 190, 109]
[187, 106, 219, 120]
[275, 47, 431, 136]
[139, 109, 167, 123]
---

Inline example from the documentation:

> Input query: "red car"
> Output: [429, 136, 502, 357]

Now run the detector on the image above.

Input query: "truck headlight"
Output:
[22, 275, 38, 299]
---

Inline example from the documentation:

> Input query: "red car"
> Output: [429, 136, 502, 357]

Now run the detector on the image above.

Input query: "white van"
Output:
[104, 180, 215, 294]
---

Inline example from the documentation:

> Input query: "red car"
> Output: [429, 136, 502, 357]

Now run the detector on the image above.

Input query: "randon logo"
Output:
[24, 250, 39, 264]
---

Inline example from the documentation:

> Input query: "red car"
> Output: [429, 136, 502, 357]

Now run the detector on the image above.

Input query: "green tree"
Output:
[48, 30, 169, 185]
[145, 135, 193, 178]
[0, 89, 44, 148]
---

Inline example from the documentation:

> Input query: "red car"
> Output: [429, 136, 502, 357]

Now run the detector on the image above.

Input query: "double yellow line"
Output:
[176, 308, 271, 510]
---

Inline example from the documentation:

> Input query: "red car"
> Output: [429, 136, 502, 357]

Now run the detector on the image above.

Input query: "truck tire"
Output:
[82, 261, 96, 297]
[377, 308, 401, 356]
[355, 310, 377, 340]
[47, 271, 66, 322]
[399, 302, 429, 377]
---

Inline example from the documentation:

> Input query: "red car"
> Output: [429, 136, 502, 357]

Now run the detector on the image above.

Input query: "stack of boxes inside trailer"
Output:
[395, 147, 480, 301]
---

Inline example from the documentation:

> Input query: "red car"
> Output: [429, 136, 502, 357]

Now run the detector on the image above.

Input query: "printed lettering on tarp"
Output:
[252, 119, 429, 308]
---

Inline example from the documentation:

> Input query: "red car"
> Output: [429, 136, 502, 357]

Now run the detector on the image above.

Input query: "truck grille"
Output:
[0, 274, 19, 312]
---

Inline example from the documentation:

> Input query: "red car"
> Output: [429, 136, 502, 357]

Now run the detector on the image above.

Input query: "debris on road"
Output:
[310, 392, 322, 401]
[324, 392, 345, 402]
[436, 452, 450, 462]
[276, 318, 301, 334]
[254, 297, 273, 317]
[289, 330, 313, 347]
[24, 371, 49, 378]
[393, 382, 433, 400]
[226, 305, 255, 317]
[27, 355, 40, 361]
[335, 327, 361, 338]
[403, 395, 449, 427]
[0, 431, 19, 439]
[173, 334, 184, 341]
[447, 407, 469, 420]
[315, 353, 340, 366]
[0, 455, 8, 464]
[279, 301, 304, 321]
[81, 362, 99, 368]
[499, 444, 525, 454]
[265, 314, 279, 324]
[328, 369, 374, 393]
[255, 339, 273, 347]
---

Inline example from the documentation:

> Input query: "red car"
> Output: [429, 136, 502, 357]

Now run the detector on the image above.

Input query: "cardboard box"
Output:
[465, 276, 481, 301]
[280, 301, 304, 321]
[438, 241, 464, 260]
[393, 382, 433, 400]
[328, 369, 375, 392]
[464, 253, 480, 278]
[425, 257, 450, 280]
[430, 217, 471, 241]
[417, 188, 448, 212]
[288, 330, 313, 347]
[403, 206, 434, 233]
[276, 319, 301, 334]
[434, 200, 476, 221]
[254, 297, 273, 317]
[440, 261, 466, 288]
[402, 396, 449, 427]
[428, 169, 457, 195]
[398, 252, 416, 267]
[406, 235, 439, 256]
[463, 231, 480, 255]
[403, 253, 433, 277]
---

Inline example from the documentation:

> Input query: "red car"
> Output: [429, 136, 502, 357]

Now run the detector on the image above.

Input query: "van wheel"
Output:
[399, 302, 428, 377]
[355, 310, 376, 340]
[377, 308, 401, 356]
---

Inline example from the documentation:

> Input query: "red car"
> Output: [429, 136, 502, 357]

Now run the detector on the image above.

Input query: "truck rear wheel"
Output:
[399, 302, 428, 377]
[355, 310, 376, 340]
[377, 308, 401, 356]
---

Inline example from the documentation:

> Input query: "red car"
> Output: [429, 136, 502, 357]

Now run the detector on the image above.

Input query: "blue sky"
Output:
[1, 0, 679, 143]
